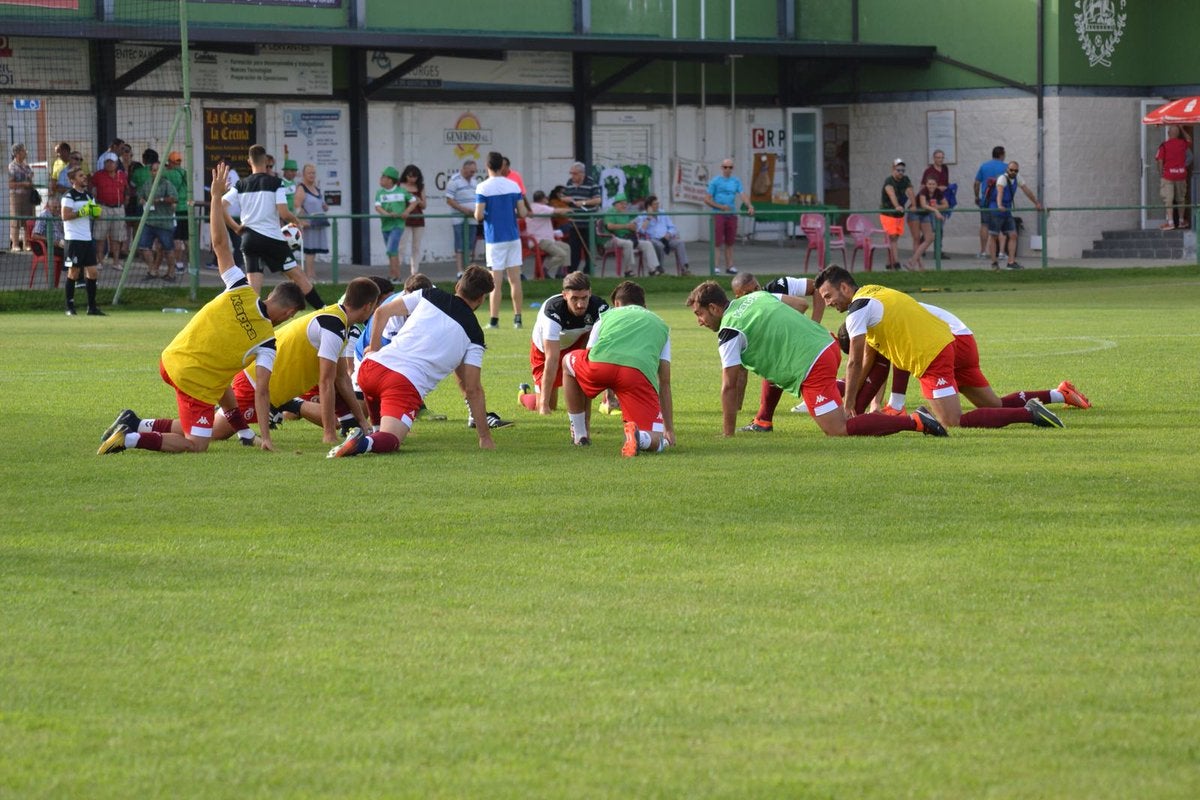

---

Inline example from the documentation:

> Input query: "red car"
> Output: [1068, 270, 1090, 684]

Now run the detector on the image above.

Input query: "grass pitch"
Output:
[2, 270, 1199, 798]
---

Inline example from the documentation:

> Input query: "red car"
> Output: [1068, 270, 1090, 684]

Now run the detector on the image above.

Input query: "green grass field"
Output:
[3, 270, 1199, 798]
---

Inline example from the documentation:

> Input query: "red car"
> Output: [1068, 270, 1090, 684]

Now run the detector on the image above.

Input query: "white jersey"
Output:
[919, 303, 972, 336]
[364, 288, 486, 397]
[529, 293, 609, 353]
[223, 173, 287, 240]
[763, 276, 810, 298]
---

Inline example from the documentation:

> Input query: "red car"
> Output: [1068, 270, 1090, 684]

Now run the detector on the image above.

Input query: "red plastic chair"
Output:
[596, 219, 643, 277]
[518, 218, 545, 279]
[28, 221, 64, 288]
[845, 213, 887, 272]
[800, 213, 847, 272]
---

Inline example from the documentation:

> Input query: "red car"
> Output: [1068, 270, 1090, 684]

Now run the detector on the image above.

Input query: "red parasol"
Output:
[1142, 96, 1200, 125]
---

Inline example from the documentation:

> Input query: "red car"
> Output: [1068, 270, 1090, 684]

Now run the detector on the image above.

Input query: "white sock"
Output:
[125, 432, 140, 448]
[889, 393, 906, 410]
[568, 412, 588, 442]
[137, 419, 154, 433]
[637, 430, 651, 450]
[1050, 390, 1064, 404]
[656, 437, 668, 453]
[237, 428, 255, 441]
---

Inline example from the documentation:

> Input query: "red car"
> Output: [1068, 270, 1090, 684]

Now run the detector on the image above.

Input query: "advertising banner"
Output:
[671, 158, 711, 207]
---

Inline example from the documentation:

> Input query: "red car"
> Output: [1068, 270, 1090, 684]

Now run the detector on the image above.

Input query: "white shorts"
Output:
[485, 239, 523, 271]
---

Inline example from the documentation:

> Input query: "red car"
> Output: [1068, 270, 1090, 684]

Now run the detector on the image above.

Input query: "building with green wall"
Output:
[2, 0, 1196, 260]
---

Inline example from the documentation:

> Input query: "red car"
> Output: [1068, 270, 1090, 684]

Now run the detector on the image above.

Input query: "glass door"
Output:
[785, 107, 823, 202]
[1142, 99, 1165, 229]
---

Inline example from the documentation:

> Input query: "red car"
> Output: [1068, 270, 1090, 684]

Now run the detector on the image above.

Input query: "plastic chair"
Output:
[518, 218, 545, 279]
[27, 221, 64, 288]
[845, 213, 887, 272]
[800, 213, 847, 272]
[596, 218, 643, 277]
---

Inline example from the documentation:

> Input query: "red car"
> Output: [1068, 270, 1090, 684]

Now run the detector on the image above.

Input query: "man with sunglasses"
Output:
[985, 161, 1041, 270]
[879, 158, 915, 271]
[705, 158, 754, 275]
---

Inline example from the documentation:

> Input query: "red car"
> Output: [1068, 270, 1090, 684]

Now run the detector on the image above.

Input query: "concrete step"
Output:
[1082, 248, 1185, 259]
[1099, 228, 1186, 241]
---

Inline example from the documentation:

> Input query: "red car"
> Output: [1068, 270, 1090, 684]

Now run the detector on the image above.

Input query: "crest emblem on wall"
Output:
[1073, 0, 1127, 68]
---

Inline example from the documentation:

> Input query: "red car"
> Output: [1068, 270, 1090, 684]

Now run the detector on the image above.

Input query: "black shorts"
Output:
[174, 218, 189, 241]
[65, 239, 98, 269]
[241, 228, 297, 274]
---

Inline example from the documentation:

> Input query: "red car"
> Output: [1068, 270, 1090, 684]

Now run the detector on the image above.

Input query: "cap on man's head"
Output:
[382, 166, 401, 180]
[612, 193, 628, 204]
[283, 159, 298, 171]
[167, 151, 183, 164]
[99, 152, 119, 166]
[893, 158, 906, 167]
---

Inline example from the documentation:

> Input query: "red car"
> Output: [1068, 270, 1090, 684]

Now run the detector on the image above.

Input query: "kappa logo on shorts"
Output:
[197, 415, 210, 425]
[815, 394, 827, 404]
[936, 378, 948, 387]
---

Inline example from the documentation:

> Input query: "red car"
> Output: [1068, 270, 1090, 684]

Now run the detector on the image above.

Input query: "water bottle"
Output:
[162, 307, 188, 314]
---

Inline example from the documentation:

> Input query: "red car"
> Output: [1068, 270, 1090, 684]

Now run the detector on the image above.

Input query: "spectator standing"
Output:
[474, 150, 528, 329]
[527, 190, 570, 277]
[163, 151, 190, 275]
[294, 163, 330, 282]
[61, 166, 105, 316]
[57, 151, 84, 194]
[500, 156, 527, 200]
[985, 161, 1041, 270]
[374, 166, 412, 281]
[7, 143, 35, 252]
[604, 194, 660, 276]
[879, 158, 915, 271]
[636, 194, 689, 275]
[1155, 125, 1192, 230]
[973, 145, 1007, 258]
[95, 139, 125, 172]
[704, 158, 754, 275]
[907, 176, 948, 272]
[280, 159, 298, 212]
[917, 149, 950, 259]
[444, 159, 480, 272]
[49, 142, 72, 196]
[397, 164, 427, 276]
[562, 161, 602, 273]
[126, 148, 154, 258]
[136, 157, 179, 280]
[91, 152, 129, 270]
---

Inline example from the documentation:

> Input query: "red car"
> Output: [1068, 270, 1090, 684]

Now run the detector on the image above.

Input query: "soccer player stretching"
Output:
[98, 163, 305, 455]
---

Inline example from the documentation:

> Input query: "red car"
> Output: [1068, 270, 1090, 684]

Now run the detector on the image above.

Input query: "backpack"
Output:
[983, 175, 1017, 209]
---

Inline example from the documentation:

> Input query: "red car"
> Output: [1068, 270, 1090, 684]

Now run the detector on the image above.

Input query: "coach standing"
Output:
[704, 158, 754, 275]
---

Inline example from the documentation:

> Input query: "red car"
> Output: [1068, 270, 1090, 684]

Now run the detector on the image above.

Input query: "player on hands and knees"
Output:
[815, 266, 1064, 430]
[518, 270, 610, 414]
[330, 266, 500, 457]
[98, 161, 306, 455]
[560, 281, 674, 456]
[687, 280, 946, 438]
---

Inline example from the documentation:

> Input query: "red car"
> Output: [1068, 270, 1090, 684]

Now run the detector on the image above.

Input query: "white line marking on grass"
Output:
[989, 336, 1118, 358]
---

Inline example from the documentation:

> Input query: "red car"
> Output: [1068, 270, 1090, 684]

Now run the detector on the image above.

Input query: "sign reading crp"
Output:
[203, 107, 257, 185]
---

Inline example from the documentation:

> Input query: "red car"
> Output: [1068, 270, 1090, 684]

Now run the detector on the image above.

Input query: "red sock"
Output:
[846, 412, 916, 436]
[224, 407, 250, 432]
[365, 395, 381, 427]
[136, 432, 163, 451]
[150, 418, 174, 433]
[756, 381, 784, 423]
[1001, 390, 1051, 407]
[519, 393, 538, 411]
[854, 361, 892, 413]
[892, 368, 911, 395]
[368, 431, 399, 453]
[961, 407, 1034, 428]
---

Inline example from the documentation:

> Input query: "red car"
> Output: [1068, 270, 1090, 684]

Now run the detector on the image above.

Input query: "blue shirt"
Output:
[636, 213, 678, 240]
[707, 174, 744, 209]
[475, 175, 522, 244]
[974, 159, 1007, 203]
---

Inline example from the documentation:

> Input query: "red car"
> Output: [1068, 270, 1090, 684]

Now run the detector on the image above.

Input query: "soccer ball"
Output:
[281, 223, 303, 255]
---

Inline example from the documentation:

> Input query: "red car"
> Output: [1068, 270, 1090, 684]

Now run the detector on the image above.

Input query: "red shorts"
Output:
[713, 213, 738, 246]
[917, 343, 959, 399]
[563, 349, 664, 432]
[357, 359, 422, 428]
[530, 339, 585, 390]
[952, 334, 989, 389]
[800, 342, 843, 418]
[232, 372, 351, 423]
[159, 360, 215, 438]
